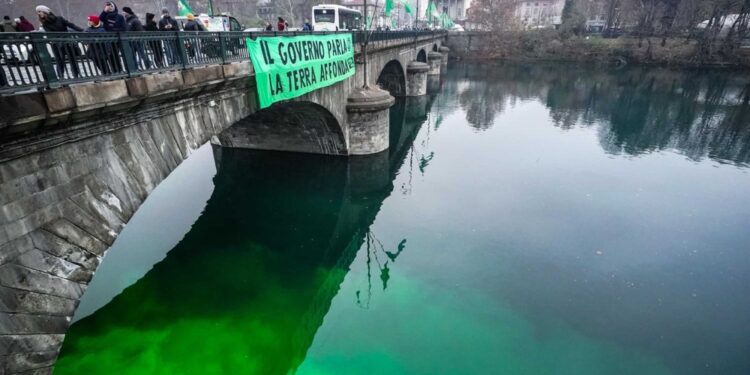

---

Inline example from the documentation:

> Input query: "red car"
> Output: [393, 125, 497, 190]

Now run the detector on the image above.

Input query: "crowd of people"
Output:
[1, 2, 323, 86]
[0, 2, 215, 84]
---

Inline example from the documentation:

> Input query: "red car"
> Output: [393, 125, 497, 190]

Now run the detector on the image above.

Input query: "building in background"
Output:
[257, 0, 275, 23]
[342, 0, 384, 27]
[516, 0, 565, 29]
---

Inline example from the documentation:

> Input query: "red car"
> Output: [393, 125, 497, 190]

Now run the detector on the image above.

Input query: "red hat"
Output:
[88, 15, 100, 24]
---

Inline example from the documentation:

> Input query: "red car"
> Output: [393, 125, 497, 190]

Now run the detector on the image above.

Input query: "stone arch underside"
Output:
[216, 102, 347, 156]
[376, 60, 407, 97]
[432, 43, 439, 52]
[417, 49, 427, 63]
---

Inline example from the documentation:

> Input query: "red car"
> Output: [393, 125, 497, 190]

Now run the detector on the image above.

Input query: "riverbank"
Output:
[445, 31, 750, 69]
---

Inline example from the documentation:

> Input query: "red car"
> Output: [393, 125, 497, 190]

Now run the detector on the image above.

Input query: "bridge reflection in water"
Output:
[53, 97, 432, 374]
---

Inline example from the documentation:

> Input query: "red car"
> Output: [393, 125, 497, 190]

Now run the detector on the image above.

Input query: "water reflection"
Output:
[55, 63, 750, 375]
[55, 98, 430, 374]
[447, 63, 750, 165]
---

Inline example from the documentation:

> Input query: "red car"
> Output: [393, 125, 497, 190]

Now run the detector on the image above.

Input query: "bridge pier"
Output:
[427, 52, 443, 76]
[439, 46, 450, 67]
[406, 62, 430, 97]
[346, 87, 395, 155]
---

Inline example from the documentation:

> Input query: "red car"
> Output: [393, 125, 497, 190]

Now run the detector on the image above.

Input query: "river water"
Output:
[56, 63, 750, 375]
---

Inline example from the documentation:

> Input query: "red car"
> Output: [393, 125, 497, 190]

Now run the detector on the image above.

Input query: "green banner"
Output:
[246, 34, 356, 109]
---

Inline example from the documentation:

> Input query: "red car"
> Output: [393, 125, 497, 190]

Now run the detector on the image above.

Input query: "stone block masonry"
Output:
[0, 63, 254, 375]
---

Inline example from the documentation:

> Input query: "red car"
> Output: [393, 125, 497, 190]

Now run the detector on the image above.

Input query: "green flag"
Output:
[245, 34, 356, 109]
[398, 0, 413, 14]
[385, 0, 394, 17]
[426, 1, 439, 22]
[177, 0, 194, 16]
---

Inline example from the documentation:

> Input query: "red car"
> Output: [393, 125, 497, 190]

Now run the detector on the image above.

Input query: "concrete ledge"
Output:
[347, 87, 395, 113]
[69, 80, 129, 110]
[222, 61, 254, 79]
[428, 51, 442, 60]
[182, 65, 224, 86]
[125, 76, 148, 98]
[143, 70, 184, 95]
[407, 61, 430, 73]
[0, 93, 48, 128]
[42, 88, 75, 114]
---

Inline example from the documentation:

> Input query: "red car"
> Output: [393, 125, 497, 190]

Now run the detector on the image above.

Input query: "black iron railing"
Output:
[0, 30, 444, 94]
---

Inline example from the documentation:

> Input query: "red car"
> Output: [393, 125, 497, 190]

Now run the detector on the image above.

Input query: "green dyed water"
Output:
[56, 63, 750, 375]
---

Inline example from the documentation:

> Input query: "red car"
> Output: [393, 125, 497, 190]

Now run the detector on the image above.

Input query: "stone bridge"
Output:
[0, 31, 447, 374]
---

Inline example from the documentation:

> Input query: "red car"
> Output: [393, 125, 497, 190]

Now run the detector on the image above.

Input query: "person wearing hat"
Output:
[84, 14, 113, 74]
[98, 2, 125, 72]
[183, 14, 204, 31]
[158, 7, 179, 65]
[1, 15, 18, 32]
[121, 7, 151, 69]
[158, 7, 178, 31]
[182, 14, 204, 59]
[35, 5, 83, 78]
[144, 13, 165, 68]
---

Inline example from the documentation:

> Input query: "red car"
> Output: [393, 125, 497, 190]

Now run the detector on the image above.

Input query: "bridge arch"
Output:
[377, 60, 407, 97]
[417, 49, 427, 63]
[432, 43, 439, 52]
[217, 101, 347, 155]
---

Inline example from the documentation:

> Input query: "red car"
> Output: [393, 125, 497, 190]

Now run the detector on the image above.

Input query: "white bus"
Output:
[312, 4, 363, 31]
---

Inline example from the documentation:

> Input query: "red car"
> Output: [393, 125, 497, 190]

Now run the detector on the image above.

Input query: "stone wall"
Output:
[445, 31, 750, 68]
[0, 64, 254, 375]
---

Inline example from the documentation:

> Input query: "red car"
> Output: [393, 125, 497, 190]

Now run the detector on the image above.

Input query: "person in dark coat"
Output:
[85, 14, 112, 74]
[183, 14, 204, 31]
[182, 14, 204, 58]
[157, 7, 178, 31]
[158, 7, 179, 65]
[16, 16, 35, 31]
[265, 22, 272, 31]
[98, 1, 125, 71]
[144, 13, 164, 68]
[1, 16, 18, 32]
[36, 5, 83, 78]
[122, 7, 151, 69]
[99, 1, 126, 32]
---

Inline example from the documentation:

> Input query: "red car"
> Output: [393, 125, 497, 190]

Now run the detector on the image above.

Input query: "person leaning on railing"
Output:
[35, 5, 83, 79]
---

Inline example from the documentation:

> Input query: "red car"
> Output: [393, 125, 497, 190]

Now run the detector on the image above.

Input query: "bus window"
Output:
[230, 18, 241, 31]
[340, 10, 355, 30]
[314, 9, 335, 23]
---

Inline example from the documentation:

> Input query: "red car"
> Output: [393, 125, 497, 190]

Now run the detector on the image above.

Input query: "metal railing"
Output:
[0, 30, 444, 95]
